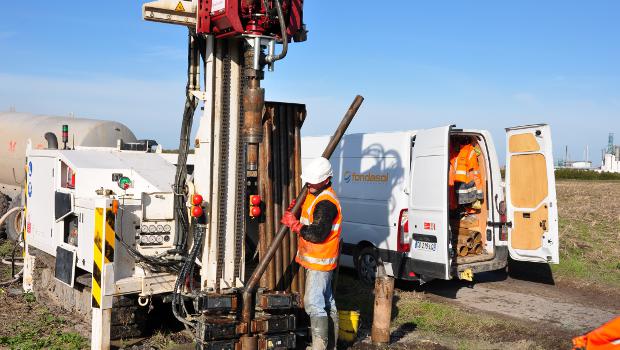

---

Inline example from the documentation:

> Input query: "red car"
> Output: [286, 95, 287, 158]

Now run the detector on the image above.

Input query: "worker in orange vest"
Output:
[453, 137, 483, 206]
[449, 140, 459, 211]
[573, 316, 620, 350]
[281, 157, 342, 350]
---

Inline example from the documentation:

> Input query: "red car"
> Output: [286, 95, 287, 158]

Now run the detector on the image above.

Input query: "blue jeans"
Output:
[304, 269, 337, 318]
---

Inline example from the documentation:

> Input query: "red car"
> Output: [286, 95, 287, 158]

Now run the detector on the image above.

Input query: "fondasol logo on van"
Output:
[343, 170, 389, 184]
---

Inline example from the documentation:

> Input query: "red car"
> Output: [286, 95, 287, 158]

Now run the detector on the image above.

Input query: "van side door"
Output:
[408, 126, 451, 280]
[505, 124, 559, 263]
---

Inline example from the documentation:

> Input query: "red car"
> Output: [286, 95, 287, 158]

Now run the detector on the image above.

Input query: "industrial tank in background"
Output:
[0, 112, 137, 197]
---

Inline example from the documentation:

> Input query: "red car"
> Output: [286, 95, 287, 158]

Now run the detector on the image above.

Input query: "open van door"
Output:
[505, 124, 559, 263]
[408, 126, 451, 280]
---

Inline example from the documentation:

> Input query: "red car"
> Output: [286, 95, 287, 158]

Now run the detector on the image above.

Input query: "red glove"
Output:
[281, 211, 303, 234]
[286, 199, 296, 211]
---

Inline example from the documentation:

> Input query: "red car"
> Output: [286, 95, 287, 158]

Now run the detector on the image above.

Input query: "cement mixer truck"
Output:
[0, 112, 138, 239]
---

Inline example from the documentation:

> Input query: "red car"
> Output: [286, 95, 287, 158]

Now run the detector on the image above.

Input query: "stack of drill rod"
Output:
[258, 102, 307, 296]
[455, 228, 483, 257]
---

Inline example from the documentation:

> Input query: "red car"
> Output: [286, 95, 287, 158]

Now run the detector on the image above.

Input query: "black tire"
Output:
[355, 246, 378, 287]
[5, 193, 23, 241]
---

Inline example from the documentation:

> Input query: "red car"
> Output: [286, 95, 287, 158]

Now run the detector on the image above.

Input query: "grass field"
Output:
[553, 180, 620, 289]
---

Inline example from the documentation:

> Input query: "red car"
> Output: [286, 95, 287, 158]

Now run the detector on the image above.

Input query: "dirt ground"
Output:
[0, 180, 618, 349]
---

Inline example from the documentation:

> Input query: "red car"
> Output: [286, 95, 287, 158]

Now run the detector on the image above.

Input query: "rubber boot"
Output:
[309, 316, 329, 350]
[328, 311, 339, 350]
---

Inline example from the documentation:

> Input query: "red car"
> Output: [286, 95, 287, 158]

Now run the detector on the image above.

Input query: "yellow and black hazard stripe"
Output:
[92, 208, 116, 308]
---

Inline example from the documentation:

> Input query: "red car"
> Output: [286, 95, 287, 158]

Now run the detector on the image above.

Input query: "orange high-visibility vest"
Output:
[454, 143, 482, 190]
[572, 316, 620, 350]
[449, 149, 458, 210]
[297, 187, 342, 271]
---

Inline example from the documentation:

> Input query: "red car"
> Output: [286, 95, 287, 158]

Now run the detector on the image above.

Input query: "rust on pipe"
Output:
[289, 105, 299, 294]
[242, 50, 265, 172]
[264, 113, 276, 290]
[279, 104, 290, 291]
[241, 95, 364, 337]
[258, 139, 267, 288]
[294, 109, 305, 298]
[272, 109, 283, 289]
[371, 275, 395, 345]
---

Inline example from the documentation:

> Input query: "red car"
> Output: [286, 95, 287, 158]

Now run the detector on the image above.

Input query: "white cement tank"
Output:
[0, 112, 137, 195]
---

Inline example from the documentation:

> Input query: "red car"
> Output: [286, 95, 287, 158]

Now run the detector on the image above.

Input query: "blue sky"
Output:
[1, 1, 618, 165]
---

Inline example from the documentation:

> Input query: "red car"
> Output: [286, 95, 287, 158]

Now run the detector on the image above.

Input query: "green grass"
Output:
[552, 214, 620, 288]
[544, 181, 620, 291]
[0, 239, 15, 257]
[335, 272, 566, 349]
[394, 296, 501, 336]
[0, 310, 88, 350]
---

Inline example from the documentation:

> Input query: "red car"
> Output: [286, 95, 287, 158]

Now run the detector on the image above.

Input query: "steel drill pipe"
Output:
[289, 105, 299, 294]
[294, 109, 305, 297]
[272, 110, 283, 287]
[241, 95, 364, 337]
[279, 104, 290, 290]
[258, 123, 268, 288]
[263, 115, 276, 290]
[243, 78, 265, 171]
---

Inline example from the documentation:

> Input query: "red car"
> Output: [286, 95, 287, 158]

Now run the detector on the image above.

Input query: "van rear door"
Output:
[505, 124, 559, 263]
[408, 126, 450, 280]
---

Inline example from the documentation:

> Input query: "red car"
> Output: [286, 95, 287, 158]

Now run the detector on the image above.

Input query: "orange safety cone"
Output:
[572, 316, 620, 350]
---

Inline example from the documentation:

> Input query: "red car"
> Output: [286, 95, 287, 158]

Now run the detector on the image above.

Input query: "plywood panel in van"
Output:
[509, 154, 548, 208]
[509, 133, 540, 153]
[511, 205, 548, 250]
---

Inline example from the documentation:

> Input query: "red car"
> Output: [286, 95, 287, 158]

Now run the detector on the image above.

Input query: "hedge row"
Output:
[554, 168, 620, 180]
[499, 168, 620, 180]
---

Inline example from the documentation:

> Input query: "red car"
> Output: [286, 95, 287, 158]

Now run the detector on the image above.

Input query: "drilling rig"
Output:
[20, 1, 363, 349]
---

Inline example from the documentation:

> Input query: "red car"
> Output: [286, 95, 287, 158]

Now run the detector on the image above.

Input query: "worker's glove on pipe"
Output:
[286, 199, 296, 211]
[281, 211, 303, 234]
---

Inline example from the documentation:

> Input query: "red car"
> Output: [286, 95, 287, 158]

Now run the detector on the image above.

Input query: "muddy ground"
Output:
[0, 180, 618, 349]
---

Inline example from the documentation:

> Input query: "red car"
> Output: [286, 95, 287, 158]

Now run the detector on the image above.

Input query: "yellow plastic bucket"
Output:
[338, 310, 360, 342]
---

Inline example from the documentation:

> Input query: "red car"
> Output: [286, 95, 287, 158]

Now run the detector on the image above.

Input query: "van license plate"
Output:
[415, 241, 437, 251]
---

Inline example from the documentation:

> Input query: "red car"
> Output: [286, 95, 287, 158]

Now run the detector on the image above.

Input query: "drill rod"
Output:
[241, 95, 364, 337]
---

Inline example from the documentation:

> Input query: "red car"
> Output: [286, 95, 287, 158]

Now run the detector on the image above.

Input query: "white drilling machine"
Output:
[19, 1, 364, 349]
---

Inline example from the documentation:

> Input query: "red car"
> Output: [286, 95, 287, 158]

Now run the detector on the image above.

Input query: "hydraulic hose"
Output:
[173, 29, 202, 251]
[265, 0, 288, 64]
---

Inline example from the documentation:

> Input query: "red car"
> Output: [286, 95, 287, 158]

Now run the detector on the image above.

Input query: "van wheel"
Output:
[356, 247, 378, 286]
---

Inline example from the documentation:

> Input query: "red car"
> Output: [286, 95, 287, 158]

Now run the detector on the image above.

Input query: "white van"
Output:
[302, 125, 559, 284]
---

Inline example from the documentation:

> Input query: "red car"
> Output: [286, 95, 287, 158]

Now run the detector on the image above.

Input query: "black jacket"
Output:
[299, 189, 338, 244]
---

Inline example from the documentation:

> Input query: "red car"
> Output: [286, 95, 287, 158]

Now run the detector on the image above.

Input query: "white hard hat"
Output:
[301, 157, 333, 185]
